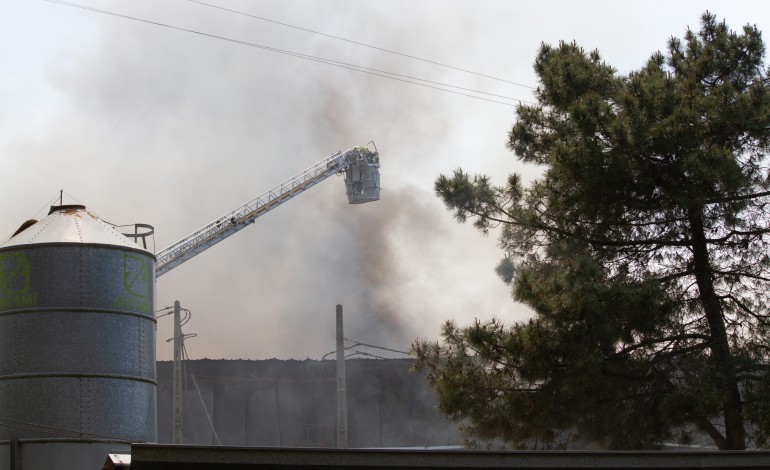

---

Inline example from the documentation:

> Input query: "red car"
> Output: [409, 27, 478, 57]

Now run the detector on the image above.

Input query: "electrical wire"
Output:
[157, 305, 175, 318]
[321, 338, 411, 360]
[0, 193, 59, 244]
[32, 193, 61, 219]
[61, 190, 85, 207]
[321, 342, 365, 360]
[345, 350, 390, 360]
[190, 373, 222, 445]
[187, 0, 535, 90]
[44, 0, 535, 107]
[344, 337, 411, 356]
[181, 341, 200, 444]
[61, 190, 106, 219]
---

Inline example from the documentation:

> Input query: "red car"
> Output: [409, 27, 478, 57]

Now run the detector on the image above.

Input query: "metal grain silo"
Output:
[0, 205, 156, 469]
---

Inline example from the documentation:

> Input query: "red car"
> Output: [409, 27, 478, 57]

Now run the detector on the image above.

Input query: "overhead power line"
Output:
[321, 338, 411, 360]
[187, 0, 536, 91]
[45, 0, 536, 107]
[344, 338, 411, 356]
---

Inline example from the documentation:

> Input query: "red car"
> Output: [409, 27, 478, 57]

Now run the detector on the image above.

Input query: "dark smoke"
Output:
[14, 1, 763, 359]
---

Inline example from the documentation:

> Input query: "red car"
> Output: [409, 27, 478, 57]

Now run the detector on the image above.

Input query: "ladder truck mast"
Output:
[155, 144, 381, 277]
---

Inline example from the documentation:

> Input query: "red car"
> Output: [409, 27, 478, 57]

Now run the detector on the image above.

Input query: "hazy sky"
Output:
[2, 1, 768, 361]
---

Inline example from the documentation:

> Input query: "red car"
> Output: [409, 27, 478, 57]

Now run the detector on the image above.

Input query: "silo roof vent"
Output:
[48, 204, 87, 215]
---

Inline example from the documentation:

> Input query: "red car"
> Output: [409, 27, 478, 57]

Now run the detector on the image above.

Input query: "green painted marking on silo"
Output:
[0, 253, 38, 308]
[115, 253, 151, 313]
[123, 254, 149, 297]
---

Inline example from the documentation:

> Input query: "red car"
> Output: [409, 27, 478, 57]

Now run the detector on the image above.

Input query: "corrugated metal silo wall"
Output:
[156, 359, 460, 448]
[0, 244, 157, 445]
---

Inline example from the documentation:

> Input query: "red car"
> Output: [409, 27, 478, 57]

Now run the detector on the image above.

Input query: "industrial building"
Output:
[155, 358, 460, 448]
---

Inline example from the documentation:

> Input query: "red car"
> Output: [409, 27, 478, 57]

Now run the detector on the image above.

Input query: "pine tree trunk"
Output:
[689, 208, 746, 450]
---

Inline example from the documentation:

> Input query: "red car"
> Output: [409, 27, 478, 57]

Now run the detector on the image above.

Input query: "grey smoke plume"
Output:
[2, 1, 767, 360]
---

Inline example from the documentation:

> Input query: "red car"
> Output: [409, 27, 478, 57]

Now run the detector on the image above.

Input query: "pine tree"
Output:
[414, 12, 770, 450]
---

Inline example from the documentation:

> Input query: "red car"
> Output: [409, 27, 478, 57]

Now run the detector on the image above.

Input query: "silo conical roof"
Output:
[1, 205, 151, 252]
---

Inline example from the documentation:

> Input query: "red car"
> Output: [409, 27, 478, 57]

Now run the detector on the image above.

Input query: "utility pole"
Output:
[336, 304, 348, 448]
[172, 300, 183, 445]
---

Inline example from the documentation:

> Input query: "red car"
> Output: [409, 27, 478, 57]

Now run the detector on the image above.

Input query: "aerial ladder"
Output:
[154, 143, 380, 277]
[152, 143, 379, 445]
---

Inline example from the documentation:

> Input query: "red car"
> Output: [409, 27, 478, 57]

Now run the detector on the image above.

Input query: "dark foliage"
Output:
[415, 13, 770, 450]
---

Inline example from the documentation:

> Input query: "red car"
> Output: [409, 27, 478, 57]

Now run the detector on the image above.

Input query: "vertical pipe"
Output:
[336, 304, 348, 448]
[10, 439, 19, 470]
[172, 300, 183, 444]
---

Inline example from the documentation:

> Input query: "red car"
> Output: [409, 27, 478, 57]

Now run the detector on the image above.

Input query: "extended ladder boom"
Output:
[155, 145, 380, 277]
